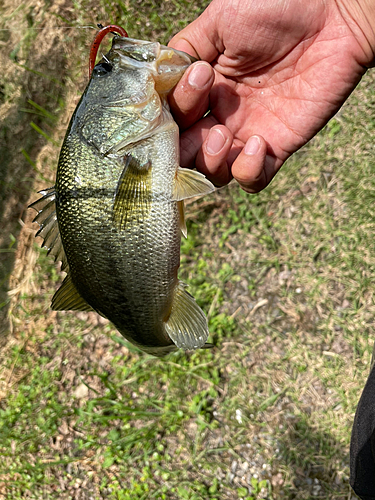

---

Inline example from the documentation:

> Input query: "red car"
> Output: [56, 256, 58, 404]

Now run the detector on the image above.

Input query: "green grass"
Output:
[1, 0, 374, 499]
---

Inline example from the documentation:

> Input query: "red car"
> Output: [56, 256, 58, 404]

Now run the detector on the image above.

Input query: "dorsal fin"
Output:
[29, 188, 69, 272]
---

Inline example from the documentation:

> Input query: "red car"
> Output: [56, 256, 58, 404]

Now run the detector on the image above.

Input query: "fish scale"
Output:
[30, 36, 215, 356]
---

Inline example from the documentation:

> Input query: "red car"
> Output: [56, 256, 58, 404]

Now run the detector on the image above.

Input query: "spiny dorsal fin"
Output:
[172, 167, 215, 202]
[165, 282, 209, 350]
[29, 188, 69, 272]
[51, 273, 94, 312]
[113, 155, 152, 230]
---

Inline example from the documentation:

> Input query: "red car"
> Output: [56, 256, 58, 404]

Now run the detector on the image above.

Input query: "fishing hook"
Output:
[89, 24, 128, 77]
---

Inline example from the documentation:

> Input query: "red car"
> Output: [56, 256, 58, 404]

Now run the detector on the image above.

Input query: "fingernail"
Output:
[188, 62, 212, 89]
[245, 136, 261, 155]
[206, 128, 226, 154]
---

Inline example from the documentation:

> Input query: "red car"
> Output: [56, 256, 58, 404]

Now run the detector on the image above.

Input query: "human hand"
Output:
[169, 0, 375, 192]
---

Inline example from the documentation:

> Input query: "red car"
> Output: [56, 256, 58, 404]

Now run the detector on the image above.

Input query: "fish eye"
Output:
[92, 62, 113, 77]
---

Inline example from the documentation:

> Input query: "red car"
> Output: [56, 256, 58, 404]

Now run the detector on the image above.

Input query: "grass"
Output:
[0, 0, 374, 499]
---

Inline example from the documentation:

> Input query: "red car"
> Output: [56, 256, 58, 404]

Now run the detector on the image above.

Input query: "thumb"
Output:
[168, 4, 220, 62]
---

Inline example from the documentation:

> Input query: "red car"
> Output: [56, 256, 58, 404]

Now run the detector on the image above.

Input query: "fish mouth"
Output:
[155, 45, 196, 93]
[112, 37, 196, 93]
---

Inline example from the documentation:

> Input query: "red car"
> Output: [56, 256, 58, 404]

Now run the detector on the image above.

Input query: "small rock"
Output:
[235, 409, 243, 424]
[74, 383, 88, 399]
[342, 299, 350, 309]
[271, 472, 284, 487]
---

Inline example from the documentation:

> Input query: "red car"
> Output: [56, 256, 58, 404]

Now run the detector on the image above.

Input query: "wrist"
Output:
[335, 0, 375, 66]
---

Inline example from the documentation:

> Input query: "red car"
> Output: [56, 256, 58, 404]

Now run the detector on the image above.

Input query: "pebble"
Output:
[74, 383, 88, 399]
[235, 409, 243, 424]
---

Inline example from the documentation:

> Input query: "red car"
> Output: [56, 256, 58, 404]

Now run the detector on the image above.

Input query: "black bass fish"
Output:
[30, 31, 215, 356]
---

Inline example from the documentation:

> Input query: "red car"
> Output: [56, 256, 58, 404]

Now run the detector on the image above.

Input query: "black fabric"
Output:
[350, 363, 375, 499]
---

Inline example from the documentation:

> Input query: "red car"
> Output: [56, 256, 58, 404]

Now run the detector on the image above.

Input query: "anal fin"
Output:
[51, 273, 94, 312]
[165, 282, 209, 350]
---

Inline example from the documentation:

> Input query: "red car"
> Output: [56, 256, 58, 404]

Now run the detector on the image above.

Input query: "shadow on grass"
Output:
[275, 414, 358, 499]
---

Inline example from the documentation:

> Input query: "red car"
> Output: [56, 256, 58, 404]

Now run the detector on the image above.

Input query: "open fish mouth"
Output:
[111, 37, 196, 93]
[89, 24, 196, 93]
[111, 37, 196, 65]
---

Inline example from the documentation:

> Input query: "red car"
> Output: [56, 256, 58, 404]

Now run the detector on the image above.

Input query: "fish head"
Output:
[110, 37, 196, 94]
[86, 37, 195, 103]
[77, 37, 195, 155]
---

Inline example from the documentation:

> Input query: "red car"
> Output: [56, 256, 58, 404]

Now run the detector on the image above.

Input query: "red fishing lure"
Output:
[89, 24, 128, 77]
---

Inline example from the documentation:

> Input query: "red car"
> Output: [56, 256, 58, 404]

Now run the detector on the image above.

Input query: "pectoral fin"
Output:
[113, 155, 152, 230]
[165, 282, 209, 350]
[29, 187, 68, 272]
[172, 168, 215, 202]
[51, 273, 94, 312]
